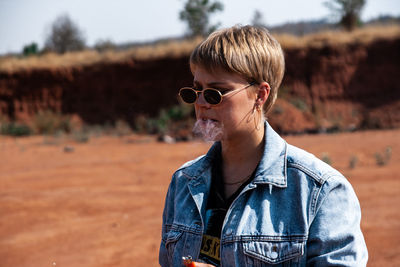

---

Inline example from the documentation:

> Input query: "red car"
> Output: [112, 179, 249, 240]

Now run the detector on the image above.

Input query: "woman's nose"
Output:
[195, 92, 210, 107]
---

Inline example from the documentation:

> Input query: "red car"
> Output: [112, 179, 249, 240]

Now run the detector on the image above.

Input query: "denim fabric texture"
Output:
[159, 122, 368, 266]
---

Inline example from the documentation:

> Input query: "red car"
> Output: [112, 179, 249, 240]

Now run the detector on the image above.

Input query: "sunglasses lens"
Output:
[204, 89, 221, 105]
[179, 88, 197, 104]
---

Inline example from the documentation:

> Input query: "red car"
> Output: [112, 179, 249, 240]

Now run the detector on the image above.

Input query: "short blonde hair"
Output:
[190, 25, 285, 114]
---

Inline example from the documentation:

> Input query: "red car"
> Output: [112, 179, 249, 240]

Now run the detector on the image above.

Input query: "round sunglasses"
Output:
[179, 82, 255, 106]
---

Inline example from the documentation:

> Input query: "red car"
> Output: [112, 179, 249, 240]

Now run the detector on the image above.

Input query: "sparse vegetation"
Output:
[321, 152, 332, 165]
[271, 104, 284, 115]
[289, 98, 308, 111]
[71, 129, 90, 143]
[94, 39, 116, 52]
[134, 104, 194, 136]
[375, 146, 392, 166]
[1, 25, 399, 72]
[113, 120, 132, 137]
[0, 122, 32, 136]
[349, 155, 359, 169]
[33, 110, 71, 135]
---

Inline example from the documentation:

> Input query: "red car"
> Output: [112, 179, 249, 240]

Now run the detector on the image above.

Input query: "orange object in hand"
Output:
[182, 256, 196, 267]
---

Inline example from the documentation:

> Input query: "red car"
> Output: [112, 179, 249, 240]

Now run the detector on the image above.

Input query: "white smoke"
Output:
[192, 119, 224, 142]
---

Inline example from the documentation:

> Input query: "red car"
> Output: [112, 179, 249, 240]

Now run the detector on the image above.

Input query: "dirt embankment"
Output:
[0, 38, 399, 133]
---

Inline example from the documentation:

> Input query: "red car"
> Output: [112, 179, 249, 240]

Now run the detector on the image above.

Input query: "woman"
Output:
[159, 25, 368, 266]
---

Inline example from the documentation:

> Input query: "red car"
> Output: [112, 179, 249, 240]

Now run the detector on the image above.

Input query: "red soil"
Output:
[1, 129, 399, 266]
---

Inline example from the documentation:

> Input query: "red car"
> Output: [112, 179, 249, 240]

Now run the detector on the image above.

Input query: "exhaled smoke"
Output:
[192, 119, 224, 142]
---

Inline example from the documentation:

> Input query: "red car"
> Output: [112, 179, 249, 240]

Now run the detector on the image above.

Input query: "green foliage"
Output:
[324, 0, 366, 31]
[44, 14, 86, 54]
[179, 0, 224, 37]
[374, 146, 392, 166]
[1, 122, 32, 136]
[134, 104, 194, 135]
[22, 42, 38, 56]
[33, 110, 71, 135]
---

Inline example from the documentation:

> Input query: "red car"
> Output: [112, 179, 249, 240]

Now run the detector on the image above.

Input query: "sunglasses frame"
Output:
[179, 82, 256, 106]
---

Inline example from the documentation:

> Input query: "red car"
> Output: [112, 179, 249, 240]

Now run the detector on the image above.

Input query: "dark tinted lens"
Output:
[179, 88, 197, 103]
[203, 89, 222, 105]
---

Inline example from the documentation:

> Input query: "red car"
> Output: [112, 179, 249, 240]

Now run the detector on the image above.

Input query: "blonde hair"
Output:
[190, 25, 285, 114]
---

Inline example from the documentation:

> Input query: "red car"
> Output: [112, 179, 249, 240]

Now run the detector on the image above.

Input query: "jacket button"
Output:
[270, 246, 278, 259]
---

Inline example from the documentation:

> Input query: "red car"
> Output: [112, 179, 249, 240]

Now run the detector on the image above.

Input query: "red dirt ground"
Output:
[1, 129, 399, 267]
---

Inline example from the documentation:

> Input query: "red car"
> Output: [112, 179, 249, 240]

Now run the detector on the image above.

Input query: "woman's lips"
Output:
[199, 117, 218, 122]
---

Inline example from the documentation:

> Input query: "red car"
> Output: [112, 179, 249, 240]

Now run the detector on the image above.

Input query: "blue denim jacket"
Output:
[159, 122, 368, 266]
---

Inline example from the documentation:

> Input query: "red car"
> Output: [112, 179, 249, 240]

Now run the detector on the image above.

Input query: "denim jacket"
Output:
[159, 122, 368, 266]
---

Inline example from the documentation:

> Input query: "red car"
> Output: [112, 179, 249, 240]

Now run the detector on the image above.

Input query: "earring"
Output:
[254, 104, 262, 130]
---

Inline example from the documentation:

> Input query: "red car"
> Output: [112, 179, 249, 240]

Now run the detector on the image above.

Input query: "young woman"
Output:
[159, 25, 368, 267]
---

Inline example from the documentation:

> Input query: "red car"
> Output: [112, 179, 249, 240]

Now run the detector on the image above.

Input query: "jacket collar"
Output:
[252, 121, 287, 187]
[183, 121, 288, 188]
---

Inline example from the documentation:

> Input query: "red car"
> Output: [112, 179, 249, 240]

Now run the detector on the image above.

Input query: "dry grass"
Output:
[0, 37, 204, 73]
[1, 25, 399, 73]
[275, 24, 400, 48]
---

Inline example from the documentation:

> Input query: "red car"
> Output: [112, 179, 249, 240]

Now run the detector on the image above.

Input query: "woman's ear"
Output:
[256, 82, 270, 106]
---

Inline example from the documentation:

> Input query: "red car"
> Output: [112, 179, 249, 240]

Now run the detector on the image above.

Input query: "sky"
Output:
[0, 0, 399, 54]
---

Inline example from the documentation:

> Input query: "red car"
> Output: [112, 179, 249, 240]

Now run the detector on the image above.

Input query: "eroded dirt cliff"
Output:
[0, 37, 399, 134]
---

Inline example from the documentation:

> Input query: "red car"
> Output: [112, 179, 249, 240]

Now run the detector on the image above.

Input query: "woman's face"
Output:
[192, 66, 258, 142]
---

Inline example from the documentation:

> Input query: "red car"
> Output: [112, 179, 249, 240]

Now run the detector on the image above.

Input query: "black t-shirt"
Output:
[199, 151, 256, 266]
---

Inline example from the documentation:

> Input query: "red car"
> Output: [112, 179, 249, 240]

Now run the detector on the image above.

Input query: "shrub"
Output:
[71, 130, 90, 143]
[349, 155, 358, 169]
[1, 122, 32, 136]
[134, 104, 194, 135]
[289, 97, 308, 111]
[94, 39, 116, 52]
[271, 104, 284, 115]
[33, 110, 71, 135]
[114, 120, 132, 136]
[375, 146, 392, 166]
[321, 152, 332, 165]
[22, 42, 39, 56]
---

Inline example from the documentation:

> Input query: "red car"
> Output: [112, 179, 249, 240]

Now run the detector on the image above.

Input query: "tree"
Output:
[251, 10, 267, 28]
[22, 42, 38, 56]
[179, 0, 224, 37]
[324, 0, 366, 31]
[44, 14, 86, 54]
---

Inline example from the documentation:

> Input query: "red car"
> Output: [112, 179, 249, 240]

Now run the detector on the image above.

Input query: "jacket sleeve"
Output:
[159, 176, 175, 267]
[306, 175, 368, 266]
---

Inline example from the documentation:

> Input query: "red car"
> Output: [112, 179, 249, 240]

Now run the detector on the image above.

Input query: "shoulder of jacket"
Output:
[177, 154, 206, 171]
[286, 144, 343, 185]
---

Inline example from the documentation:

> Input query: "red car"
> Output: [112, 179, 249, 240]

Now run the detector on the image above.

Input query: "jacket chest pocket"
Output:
[243, 239, 305, 267]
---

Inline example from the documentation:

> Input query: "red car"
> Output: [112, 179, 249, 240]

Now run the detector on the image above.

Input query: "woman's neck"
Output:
[220, 125, 265, 180]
